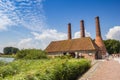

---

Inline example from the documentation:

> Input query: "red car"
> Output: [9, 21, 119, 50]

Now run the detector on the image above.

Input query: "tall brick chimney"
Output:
[68, 23, 72, 39]
[95, 16, 107, 58]
[80, 20, 85, 37]
[96, 16, 101, 37]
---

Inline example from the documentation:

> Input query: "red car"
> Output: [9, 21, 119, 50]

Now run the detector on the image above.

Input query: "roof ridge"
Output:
[49, 37, 91, 43]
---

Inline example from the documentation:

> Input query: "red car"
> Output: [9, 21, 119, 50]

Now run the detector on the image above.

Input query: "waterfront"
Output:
[0, 57, 14, 62]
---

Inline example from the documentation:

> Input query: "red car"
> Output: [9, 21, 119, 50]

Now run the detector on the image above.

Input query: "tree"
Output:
[16, 49, 47, 59]
[104, 39, 120, 54]
[12, 47, 19, 54]
[3, 47, 19, 55]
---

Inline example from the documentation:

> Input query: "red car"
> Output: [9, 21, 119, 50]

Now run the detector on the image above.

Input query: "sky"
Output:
[0, 0, 120, 52]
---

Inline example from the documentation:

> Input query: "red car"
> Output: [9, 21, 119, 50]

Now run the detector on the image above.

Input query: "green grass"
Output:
[0, 59, 91, 80]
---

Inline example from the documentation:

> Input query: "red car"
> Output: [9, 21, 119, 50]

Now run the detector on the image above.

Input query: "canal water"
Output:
[0, 57, 14, 62]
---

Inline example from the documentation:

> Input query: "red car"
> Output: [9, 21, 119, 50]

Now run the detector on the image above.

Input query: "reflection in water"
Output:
[0, 57, 14, 62]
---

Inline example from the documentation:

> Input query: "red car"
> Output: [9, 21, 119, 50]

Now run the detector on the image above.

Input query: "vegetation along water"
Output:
[0, 49, 91, 80]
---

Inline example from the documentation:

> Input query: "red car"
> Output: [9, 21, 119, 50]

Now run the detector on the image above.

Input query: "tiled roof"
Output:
[45, 37, 98, 53]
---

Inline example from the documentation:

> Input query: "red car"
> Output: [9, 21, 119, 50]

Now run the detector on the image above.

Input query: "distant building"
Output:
[45, 16, 107, 59]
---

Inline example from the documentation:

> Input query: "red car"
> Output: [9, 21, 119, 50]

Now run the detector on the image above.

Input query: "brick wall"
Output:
[82, 53, 95, 60]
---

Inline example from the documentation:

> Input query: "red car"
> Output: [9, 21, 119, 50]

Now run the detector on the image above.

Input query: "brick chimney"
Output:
[80, 20, 85, 37]
[96, 16, 101, 37]
[95, 16, 107, 58]
[68, 23, 72, 39]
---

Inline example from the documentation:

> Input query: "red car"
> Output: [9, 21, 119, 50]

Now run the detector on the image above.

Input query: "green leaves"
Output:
[104, 39, 120, 54]
[0, 59, 91, 80]
[0, 63, 19, 78]
[16, 49, 47, 59]
[0, 61, 6, 66]
[3, 47, 19, 54]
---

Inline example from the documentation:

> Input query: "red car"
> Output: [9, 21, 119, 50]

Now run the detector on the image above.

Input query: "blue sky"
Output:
[0, 0, 120, 52]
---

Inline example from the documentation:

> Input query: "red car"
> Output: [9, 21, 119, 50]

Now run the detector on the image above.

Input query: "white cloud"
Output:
[0, 0, 45, 31]
[19, 38, 32, 44]
[14, 0, 46, 31]
[0, 14, 14, 30]
[74, 30, 91, 38]
[30, 29, 67, 49]
[0, 0, 17, 31]
[106, 26, 120, 40]
[0, 38, 36, 52]
[0, 0, 46, 52]
[31, 29, 67, 40]
[0, 29, 67, 51]
[0, 45, 3, 53]
[16, 38, 42, 49]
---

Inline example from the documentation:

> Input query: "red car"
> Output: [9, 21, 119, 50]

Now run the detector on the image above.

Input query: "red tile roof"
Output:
[45, 37, 98, 53]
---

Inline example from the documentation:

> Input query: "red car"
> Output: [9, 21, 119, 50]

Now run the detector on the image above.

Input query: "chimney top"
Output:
[68, 23, 71, 25]
[81, 20, 84, 22]
[95, 16, 101, 37]
[68, 23, 72, 40]
[80, 20, 85, 37]
[96, 16, 99, 19]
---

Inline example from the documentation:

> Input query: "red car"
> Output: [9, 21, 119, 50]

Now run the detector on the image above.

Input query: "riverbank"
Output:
[0, 54, 15, 58]
[0, 57, 14, 62]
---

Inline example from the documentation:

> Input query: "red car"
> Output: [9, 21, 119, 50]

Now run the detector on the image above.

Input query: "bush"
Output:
[26, 59, 91, 80]
[0, 63, 19, 78]
[52, 59, 91, 80]
[16, 49, 47, 59]
[1, 59, 91, 80]
[0, 61, 6, 66]
[55, 55, 72, 59]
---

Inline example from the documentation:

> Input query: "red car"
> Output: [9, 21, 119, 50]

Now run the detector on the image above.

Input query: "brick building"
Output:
[45, 16, 107, 59]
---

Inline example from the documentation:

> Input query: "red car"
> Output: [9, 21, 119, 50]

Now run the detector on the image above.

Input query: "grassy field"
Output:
[0, 58, 91, 80]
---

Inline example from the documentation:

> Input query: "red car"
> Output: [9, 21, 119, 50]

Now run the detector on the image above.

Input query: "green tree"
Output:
[12, 47, 19, 54]
[104, 39, 120, 54]
[3, 47, 19, 55]
[16, 49, 47, 59]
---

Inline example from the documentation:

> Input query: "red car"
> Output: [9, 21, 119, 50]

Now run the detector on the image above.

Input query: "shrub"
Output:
[55, 55, 72, 59]
[0, 61, 6, 66]
[52, 59, 91, 80]
[16, 49, 47, 59]
[1, 59, 91, 80]
[0, 63, 19, 78]
[25, 59, 91, 80]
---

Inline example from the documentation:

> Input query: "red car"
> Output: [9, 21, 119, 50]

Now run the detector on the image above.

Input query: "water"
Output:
[0, 57, 14, 62]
